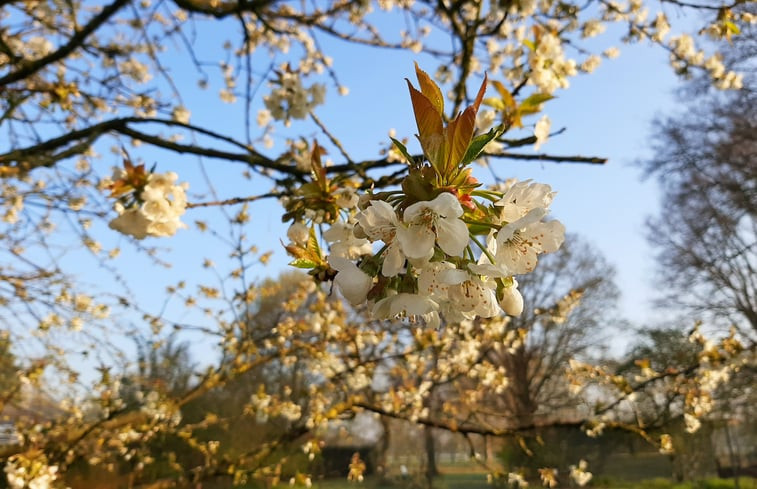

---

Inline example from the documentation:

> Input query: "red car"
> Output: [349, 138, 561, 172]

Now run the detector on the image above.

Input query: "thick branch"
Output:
[486, 152, 607, 164]
[0, 0, 131, 87]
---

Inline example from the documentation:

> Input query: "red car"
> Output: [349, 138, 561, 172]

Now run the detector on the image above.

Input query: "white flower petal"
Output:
[328, 256, 372, 305]
[436, 216, 469, 257]
[357, 200, 399, 242]
[381, 242, 405, 277]
[372, 293, 439, 327]
[390, 293, 438, 317]
[427, 192, 464, 218]
[396, 224, 435, 259]
[533, 220, 565, 253]
[417, 261, 454, 298]
[438, 268, 469, 285]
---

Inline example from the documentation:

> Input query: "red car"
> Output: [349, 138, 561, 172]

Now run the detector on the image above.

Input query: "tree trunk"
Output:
[424, 426, 438, 487]
[724, 422, 741, 489]
[376, 415, 391, 483]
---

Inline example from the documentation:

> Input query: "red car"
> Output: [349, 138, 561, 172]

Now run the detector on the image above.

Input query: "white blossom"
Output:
[323, 220, 372, 259]
[499, 279, 524, 316]
[372, 292, 440, 328]
[328, 256, 372, 305]
[569, 460, 593, 487]
[495, 209, 565, 275]
[356, 200, 406, 277]
[287, 221, 309, 245]
[108, 170, 188, 239]
[533, 115, 551, 150]
[396, 193, 468, 259]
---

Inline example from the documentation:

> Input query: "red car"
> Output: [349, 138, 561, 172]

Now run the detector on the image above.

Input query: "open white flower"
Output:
[417, 261, 456, 298]
[328, 256, 372, 305]
[356, 200, 405, 277]
[439, 267, 501, 319]
[396, 192, 468, 259]
[109, 206, 150, 239]
[495, 180, 556, 222]
[417, 261, 501, 320]
[109, 170, 188, 239]
[323, 220, 372, 259]
[495, 209, 565, 274]
[372, 292, 440, 328]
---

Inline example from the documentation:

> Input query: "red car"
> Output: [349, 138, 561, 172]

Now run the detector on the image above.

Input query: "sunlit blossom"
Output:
[397, 193, 468, 259]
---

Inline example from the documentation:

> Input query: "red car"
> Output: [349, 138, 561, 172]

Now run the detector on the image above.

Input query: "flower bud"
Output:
[500, 280, 524, 317]
[287, 221, 309, 245]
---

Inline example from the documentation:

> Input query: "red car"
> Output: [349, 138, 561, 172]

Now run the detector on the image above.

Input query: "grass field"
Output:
[282, 472, 490, 489]
[269, 474, 757, 489]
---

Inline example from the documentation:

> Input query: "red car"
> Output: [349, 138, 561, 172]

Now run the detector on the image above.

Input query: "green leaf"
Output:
[483, 97, 506, 111]
[459, 124, 505, 167]
[306, 225, 321, 257]
[518, 93, 555, 115]
[390, 137, 415, 164]
[289, 258, 319, 269]
[725, 21, 740, 35]
[401, 169, 435, 202]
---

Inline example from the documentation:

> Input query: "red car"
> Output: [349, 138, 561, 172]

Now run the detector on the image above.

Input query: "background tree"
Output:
[617, 328, 755, 482]
[643, 16, 757, 337]
[484, 235, 621, 476]
[638, 11, 757, 483]
[500, 234, 620, 428]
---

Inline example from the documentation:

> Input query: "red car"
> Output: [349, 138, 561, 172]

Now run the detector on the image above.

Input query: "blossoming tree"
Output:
[0, 0, 753, 487]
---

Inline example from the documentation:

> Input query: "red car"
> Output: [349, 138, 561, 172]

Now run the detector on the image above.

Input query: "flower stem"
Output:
[471, 190, 503, 201]
[465, 245, 475, 261]
[469, 233, 496, 265]
[462, 218, 500, 230]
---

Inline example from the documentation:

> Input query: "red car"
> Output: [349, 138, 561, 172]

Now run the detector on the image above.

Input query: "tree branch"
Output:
[0, 0, 131, 87]
[486, 152, 608, 164]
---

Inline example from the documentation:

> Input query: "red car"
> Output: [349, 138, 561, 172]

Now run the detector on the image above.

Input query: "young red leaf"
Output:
[445, 110, 476, 174]
[444, 75, 488, 173]
[310, 140, 328, 192]
[406, 79, 446, 168]
[471, 73, 488, 113]
[414, 62, 444, 116]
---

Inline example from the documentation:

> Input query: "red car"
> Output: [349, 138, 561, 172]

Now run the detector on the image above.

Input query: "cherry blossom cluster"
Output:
[262, 68, 327, 126]
[284, 65, 565, 326]
[566, 326, 749, 454]
[466, 0, 748, 100]
[4, 454, 58, 489]
[102, 158, 188, 240]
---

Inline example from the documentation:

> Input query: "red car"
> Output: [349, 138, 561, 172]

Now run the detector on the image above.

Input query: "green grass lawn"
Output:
[280, 473, 490, 489]
[594, 477, 757, 489]
[263, 471, 756, 489]
[283, 475, 757, 489]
